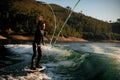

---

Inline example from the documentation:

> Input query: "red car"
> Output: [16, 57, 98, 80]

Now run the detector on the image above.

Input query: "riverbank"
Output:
[0, 35, 88, 42]
[0, 35, 120, 43]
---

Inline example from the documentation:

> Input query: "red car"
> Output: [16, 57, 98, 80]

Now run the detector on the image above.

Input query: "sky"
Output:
[37, 0, 120, 22]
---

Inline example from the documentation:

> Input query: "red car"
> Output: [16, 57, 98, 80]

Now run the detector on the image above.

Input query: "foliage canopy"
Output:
[0, 0, 119, 40]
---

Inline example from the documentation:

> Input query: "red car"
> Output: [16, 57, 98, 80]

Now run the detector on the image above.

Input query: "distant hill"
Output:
[0, 0, 119, 40]
[111, 22, 120, 34]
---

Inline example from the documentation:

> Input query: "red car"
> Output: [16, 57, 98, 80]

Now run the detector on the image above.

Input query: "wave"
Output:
[1, 42, 120, 80]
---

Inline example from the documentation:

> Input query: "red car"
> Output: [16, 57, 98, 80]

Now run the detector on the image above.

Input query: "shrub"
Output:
[6, 28, 14, 34]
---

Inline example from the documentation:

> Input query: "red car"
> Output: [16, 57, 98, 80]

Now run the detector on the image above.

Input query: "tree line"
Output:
[0, 0, 120, 40]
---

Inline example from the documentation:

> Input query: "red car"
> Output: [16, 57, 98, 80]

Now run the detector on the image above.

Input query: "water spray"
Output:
[53, 0, 81, 45]
[42, 2, 57, 45]
[42, 0, 81, 46]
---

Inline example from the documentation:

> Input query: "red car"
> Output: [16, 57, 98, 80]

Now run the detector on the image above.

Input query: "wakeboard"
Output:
[24, 66, 46, 72]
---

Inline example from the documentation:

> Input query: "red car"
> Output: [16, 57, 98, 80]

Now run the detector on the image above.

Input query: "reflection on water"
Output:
[0, 42, 120, 80]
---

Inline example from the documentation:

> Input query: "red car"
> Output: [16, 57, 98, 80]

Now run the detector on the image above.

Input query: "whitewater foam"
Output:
[4, 44, 33, 54]
[3, 42, 120, 80]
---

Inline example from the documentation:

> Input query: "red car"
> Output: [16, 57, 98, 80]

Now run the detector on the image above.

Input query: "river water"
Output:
[0, 42, 120, 80]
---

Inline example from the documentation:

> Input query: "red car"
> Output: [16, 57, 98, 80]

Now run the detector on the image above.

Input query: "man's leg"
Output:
[36, 45, 42, 68]
[31, 43, 37, 69]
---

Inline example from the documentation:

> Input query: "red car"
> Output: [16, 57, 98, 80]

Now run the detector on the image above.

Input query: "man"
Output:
[31, 15, 45, 70]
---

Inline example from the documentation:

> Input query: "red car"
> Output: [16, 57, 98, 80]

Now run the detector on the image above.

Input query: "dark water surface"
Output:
[0, 42, 120, 80]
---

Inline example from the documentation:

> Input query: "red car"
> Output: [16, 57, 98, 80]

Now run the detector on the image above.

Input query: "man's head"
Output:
[38, 15, 44, 21]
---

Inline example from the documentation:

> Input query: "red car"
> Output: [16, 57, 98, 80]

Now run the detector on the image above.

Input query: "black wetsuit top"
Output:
[33, 21, 44, 44]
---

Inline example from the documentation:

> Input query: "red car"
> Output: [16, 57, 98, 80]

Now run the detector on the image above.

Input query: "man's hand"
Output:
[42, 42, 45, 46]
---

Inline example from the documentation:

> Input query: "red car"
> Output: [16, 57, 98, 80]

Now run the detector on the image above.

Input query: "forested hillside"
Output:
[0, 0, 120, 40]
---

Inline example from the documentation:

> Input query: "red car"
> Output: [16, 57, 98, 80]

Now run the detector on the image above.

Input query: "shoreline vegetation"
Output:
[0, 35, 120, 43]
[0, 0, 120, 44]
